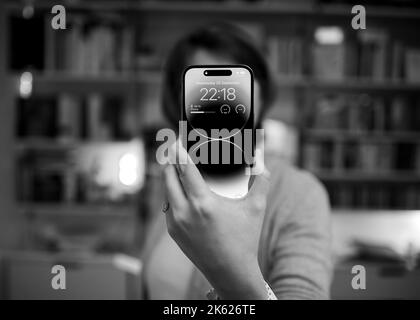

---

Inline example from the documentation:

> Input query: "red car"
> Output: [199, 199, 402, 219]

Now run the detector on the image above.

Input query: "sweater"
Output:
[140, 157, 332, 299]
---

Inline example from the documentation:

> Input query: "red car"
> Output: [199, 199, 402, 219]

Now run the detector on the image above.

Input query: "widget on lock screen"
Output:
[235, 104, 246, 114]
[220, 104, 231, 114]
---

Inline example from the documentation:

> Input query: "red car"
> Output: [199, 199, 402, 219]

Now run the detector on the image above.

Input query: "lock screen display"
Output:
[183, 66, 254, 176]
[184, 66, 252, 136]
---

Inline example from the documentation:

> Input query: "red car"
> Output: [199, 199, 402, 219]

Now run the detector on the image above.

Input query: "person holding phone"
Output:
[140, 24, 332, 300]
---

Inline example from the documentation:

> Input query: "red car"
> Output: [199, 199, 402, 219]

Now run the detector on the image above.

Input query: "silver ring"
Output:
[162, 202, 170, 213]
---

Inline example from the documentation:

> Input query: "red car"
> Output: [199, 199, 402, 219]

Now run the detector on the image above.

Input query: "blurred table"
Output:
[332, 210, 420, 259]
[331, 210, 420, 299]
[0, 251, 141, 300]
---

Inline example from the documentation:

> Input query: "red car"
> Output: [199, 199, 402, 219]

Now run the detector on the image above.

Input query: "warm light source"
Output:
[118, 153, 139, 186]
[22, 4, 34, 19]
[19, 71, 33, 98]
[315, 26, 344, 45]
[75, 140, 145, 200]
[22, 0, 34, 19]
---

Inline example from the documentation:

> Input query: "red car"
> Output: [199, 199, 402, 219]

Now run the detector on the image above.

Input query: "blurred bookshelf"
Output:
[5, 1, 420, 18]
[1, 0, 420, 219]
[18, 203, 134, 217]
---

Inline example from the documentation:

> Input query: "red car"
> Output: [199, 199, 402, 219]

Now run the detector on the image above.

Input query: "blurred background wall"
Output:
[0, 0, 420, 299]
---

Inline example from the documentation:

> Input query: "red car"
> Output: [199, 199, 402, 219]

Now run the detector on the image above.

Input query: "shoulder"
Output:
[264, 155, 330, 222]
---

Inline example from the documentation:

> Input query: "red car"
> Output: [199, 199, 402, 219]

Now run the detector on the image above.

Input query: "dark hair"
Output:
[161, 23, 274, 128]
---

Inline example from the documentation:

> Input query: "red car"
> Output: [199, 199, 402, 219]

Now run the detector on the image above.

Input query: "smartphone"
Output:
[182, 65, 254, 197]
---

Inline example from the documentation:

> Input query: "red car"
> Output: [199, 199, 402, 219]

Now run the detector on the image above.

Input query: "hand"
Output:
[163, 142, 270, 299]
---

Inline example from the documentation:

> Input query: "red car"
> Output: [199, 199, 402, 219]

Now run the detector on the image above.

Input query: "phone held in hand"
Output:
[182, 65, 255, 198]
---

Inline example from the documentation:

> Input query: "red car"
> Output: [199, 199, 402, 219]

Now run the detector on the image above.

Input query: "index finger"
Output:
[169, 140, 209, 200]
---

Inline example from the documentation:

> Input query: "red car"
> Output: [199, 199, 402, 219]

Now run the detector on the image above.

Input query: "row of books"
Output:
[17, 155, 133, 204]
[52, 16, 136, 75]
[16, 94, 135, 141]
[11, 13, 420, 82]
[302, 141, 420, 172]
[266, 29, 420, 82]
[325, 183, 420, 210]
[309, 93, 420, 132]
[267, 37, 304, 78]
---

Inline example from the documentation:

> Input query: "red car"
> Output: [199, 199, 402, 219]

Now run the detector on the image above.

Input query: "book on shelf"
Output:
[267, 36, 304, 78]
[405, 48, 420, 83]
[302, 143, 320, 172]
[120, 27, 135, 74]
[391, 41, 404, 80]
[320, 141, 335, 169]
[416, 145, 420, 173]
[17, 96, 58, 138]
[357, 29, 388, 80]
[312, 43, 346, 80]
[357, 142, 379, 172]
[394, 142, 417, 170]
[310, 93, 420, 134]
[87, 94, 108, 141]
[348, 94, 386, 132]
[358, 143, 392, 174]
[336, 184, 352, 208]
[17, 148, 71, 203]
[307, 27, 419, 82]
[332, 142, 343, 172]
[17, 92, 131, 142]
[323, 181, 420, 209]
[86, 94, 129, 141]
[58, 94, 81, 141]
[389, 96, 411, 131]
[342, 141, 358, 170]
[311, 94, 347, 130]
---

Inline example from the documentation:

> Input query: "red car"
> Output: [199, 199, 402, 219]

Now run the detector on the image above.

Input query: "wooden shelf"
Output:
[15, 139, 80, 153]
[278, 76, 420, 91]
[305, 78, 420, 92]
[10, 71, 161, 94]
[137, 2, 420, 19]
[32, 74, 420, 92]
[19, 203, 135, 217]
[5, 1, 420, 19]
[10, 72, 420, 94]
[303, 130, 420, 142]
[314, 171, 420, 183]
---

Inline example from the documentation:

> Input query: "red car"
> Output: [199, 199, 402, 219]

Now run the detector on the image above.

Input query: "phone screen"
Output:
[182, 65, 254, 180]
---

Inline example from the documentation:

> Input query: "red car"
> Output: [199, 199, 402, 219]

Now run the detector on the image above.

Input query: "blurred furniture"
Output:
[1, 251, 141, 300]
[0, 0, 420, 299]
[332, 210, 420, 258]
[332, 261, 420, 299]
[0, 2, 418, 250]
[331, 210, 420, 299]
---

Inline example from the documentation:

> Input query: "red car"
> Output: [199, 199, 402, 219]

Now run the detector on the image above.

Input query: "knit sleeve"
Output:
[267, 171, 332, 300]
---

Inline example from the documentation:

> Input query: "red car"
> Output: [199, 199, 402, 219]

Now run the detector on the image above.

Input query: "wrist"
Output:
[207, 260, 267, 300]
